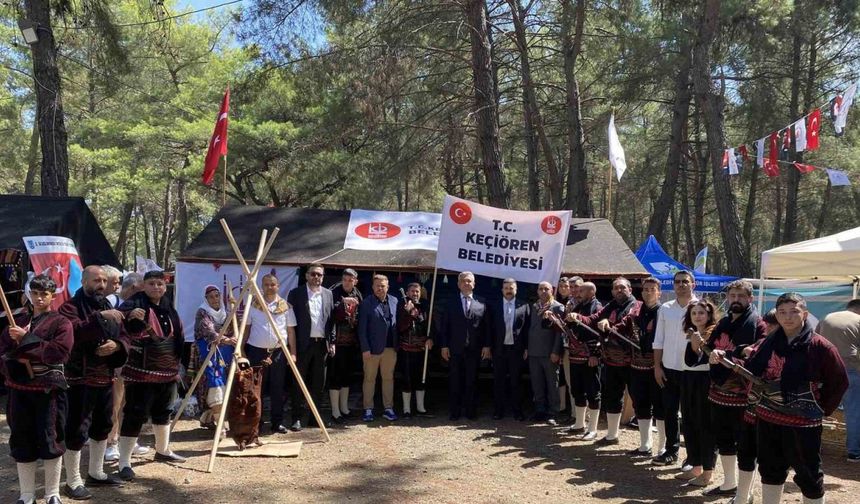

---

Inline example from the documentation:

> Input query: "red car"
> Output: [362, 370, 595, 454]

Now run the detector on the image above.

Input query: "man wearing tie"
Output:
[440, 271, 490, 421]
[490, 278, 530, 420]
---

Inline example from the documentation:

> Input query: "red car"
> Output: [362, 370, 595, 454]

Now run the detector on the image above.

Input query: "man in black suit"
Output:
[439, 271, 490, 421]
[286, 263, 335, 431]
[490, 278, 530, 420]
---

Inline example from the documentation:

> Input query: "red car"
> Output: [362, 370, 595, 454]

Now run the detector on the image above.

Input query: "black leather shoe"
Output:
[627, 447, 652, 457]
[47, 497, 64, 504]
[595, 436, 620, 446]
[331, 415, 345, 425]
[271, 423, 288, 434]
[703, 486, 737, 497]
[63, 484, 92, 500]
[154, 451, 187, 463]
[565, 425, 585, 435]
[86, 473, 123, 486]
[290, 420, 303, 432]
[117, 466, 135, 481]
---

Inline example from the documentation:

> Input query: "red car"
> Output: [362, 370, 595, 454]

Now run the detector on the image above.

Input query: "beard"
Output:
[730, 302, 746, 314]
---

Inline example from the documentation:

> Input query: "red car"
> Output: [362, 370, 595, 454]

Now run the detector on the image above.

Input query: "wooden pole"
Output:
[607, 162, 613, 219]
[0, 282, 18, 329]
[171, 231, 279, 430]
[221, 155, 227, 207]
[421, 266, 439, 384]
[206, 230, 270, 472]
[219, 219, 331, 444]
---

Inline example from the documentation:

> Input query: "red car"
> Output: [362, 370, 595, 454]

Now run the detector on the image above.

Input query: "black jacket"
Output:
[286, 285, 335, 352]
[489, 298, 530, 354]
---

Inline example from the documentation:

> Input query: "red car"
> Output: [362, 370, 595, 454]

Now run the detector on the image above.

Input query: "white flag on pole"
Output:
[608, 113, 627, 181]
[826, 168, 851, 186]
[835, 82, 857, 133]
[694, 246, 708, 274]
[794, 118, 807, 152]
[726, 148, 739, 175]
[755, 138, 765, 167]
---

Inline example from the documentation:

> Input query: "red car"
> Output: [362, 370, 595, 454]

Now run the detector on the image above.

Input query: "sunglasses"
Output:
[308, 272, 323, 277]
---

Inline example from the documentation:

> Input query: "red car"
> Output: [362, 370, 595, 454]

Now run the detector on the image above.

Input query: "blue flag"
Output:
[694, 246, 708, 274]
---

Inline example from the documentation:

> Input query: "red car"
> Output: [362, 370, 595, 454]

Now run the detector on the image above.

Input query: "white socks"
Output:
[606, 412, 621, 440]
[88, 439, 108, 480]
[761, 483, 785, 504]
[118, 435, 137, 469]
[573, 406, 587, 429]
[737, 468, 755, 504]
[416, 390, 426, 413]
[154, 424, 171, 455]
[63, 449, 83, 489]
[803, 496, 825, 504]
[329, 389, 342, 418]
[586, 408, 600, 434]
[655, 419, 667, 453]
[637, 418, 652, 451]
[559, 386, 567, 412]
[17, 461, 36, 504]
[402, 392, 412, 414]
[339, 387, 350, 414]
[44, 456, 61, 499]
[720, 454, 737, 490]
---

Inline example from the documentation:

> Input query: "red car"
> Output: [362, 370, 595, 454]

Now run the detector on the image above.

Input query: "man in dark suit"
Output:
[439, 271, 490, 421]
[358, 274, 400, 422]
[286, 263, 335, 431]
[490, 278, 530, 420]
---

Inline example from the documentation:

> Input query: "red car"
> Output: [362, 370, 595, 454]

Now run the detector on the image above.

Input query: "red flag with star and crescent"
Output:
[202, 87, 230, 185]
[806, 109, 821, 151]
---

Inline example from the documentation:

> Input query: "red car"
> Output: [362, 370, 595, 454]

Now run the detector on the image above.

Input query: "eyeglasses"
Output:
[308, 272, 323, 277]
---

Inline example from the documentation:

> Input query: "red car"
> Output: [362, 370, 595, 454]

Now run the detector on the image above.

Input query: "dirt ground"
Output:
[1, 390, 858, 504]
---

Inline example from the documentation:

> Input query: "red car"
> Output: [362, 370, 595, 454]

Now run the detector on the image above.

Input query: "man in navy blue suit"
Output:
[358, 274, 400, 422]
[439, 271, 490, 421]
[490, 278, 530, 420]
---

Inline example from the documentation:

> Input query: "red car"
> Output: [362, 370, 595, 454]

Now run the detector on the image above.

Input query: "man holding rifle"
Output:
[564, 281, 602, 439]
[397, 282, 431, 417]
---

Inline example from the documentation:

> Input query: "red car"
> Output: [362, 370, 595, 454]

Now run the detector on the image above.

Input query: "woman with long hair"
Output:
[677, 299, 718, 487]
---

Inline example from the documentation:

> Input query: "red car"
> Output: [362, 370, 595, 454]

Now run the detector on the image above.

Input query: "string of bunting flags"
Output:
[721, 81, 856, 185]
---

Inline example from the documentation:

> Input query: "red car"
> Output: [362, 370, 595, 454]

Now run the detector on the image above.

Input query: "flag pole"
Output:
[421, 265, 439, 384]
[607, 162, 612, 218]
[222, 155, 227, 207]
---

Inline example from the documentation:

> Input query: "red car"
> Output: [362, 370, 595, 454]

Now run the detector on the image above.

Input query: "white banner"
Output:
[23, 235, 83, 309]
[174, 262, 299, 342]
[135, 256, 163, 274]
[435, 195, 571, 284]
[343, 209, 441, 250]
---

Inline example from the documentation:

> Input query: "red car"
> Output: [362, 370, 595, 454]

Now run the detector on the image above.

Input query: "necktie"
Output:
[463, 296, 471, 316]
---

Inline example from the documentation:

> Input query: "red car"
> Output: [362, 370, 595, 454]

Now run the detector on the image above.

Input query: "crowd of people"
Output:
[1, 263, 858, 504]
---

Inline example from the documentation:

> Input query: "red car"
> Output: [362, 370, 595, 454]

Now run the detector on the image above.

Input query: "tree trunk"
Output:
[646, 37, 692, 243]
[522, 86, 541, 210]
[176, 176, 189, 253]
[783, 6, 804, 244]
[24, 114, 39, 194]
[690, 0, 750, 276]
[814, 181, 832, 238]
[772, 174, 783, 247]
[562, 0, 589, 216]
[742, 157, 760, 255]
[25, 0, 69, 197]
[508, 0, 562, 209]
[464, 0, 508, 208]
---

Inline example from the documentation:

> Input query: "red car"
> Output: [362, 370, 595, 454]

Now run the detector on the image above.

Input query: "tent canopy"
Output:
[178, 206, 648, 279]
[635, 235, 736, 293]
[760, 226, 860, 280]
[0, 195, 120, 267]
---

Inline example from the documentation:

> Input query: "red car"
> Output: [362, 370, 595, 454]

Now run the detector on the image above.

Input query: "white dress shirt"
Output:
[653, 297, 697, 371]
[307, 286, 325, 339]
[503, 298, 516, 345]
[247, 297, 296, 349]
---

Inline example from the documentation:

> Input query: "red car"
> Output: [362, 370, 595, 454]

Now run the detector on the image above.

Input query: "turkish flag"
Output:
[202, 87, 230, 185]
[806, 109, 821, 151]
[768, 131, 779, 165]
[738, 144, 749, 163]
[763, 158, 780, 177]
[793, 162, 816, 174]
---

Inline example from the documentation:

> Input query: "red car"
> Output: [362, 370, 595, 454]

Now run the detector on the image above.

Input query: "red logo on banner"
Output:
[449, 202, 472, 224]
[541, 215, 563, 235]
[355, 222, 401, 240]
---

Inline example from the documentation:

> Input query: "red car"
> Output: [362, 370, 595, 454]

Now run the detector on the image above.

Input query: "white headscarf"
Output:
[199, 285, 227, 326]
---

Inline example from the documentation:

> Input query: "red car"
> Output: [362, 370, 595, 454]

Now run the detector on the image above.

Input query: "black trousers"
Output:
[738, 418, 758, 472]
[65, 384, 113, 451]
[327, 345, 359, 391]
[493, 345, 524, 417]
[570, 361, 601, 410]
[399, 349, 426, 393]
[291, 339, 328, 424]
[661, 367, 683, 456]
[8, 388, 67, 462]
[711, 402, 745, 456]
[448, 348, 481, 418]
[681, 370, 716, 469]
[757, 420, 824, 499]
[602, 365, 629, 414]
[245, 344, 289, 426]
[121, 381, 176, 437]
[629, 368, 664, 420]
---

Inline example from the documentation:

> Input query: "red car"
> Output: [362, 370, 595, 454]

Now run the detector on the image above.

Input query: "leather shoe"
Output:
[154, 451, 187, 463]
[117, 466, 135, 482]
[271, 424, 288, 434]
[290, 420, 303, 432]
[86, 473, 123, 486]
[47, 497, 63, 504]
[63, 484, 92, 500]
[703, 486, 737, 496]
[595, 436, 620, 446]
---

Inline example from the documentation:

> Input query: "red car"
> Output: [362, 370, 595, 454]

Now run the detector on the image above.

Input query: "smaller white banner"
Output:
[174, 262, 299, 343]
[435, 195, 571, 284]
[343, 209, 441, 251]
[826, 168, 851, 187]
[23, 235, 78, 255]
[136, 256, 163, 274]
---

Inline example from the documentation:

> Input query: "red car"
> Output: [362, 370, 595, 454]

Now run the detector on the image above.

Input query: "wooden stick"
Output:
[421, 266, 439, 384]
[207, 230, 270, 472]
[171, 231, 278, 430]
[0, 282, 18, 328]
[219, 219, 331, 444]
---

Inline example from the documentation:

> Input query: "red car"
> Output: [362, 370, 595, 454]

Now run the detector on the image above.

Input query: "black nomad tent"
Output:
[178, 206, 647, 279]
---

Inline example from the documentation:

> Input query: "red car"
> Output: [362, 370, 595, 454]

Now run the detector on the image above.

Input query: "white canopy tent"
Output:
[758, 226, 860, 309]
